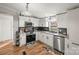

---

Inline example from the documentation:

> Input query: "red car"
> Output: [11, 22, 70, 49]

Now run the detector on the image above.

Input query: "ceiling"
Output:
[0, 3, 79, 18]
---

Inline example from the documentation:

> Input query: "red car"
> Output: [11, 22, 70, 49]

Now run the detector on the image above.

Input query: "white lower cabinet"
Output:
[36, 32, 39, 41]
[65, 39, 79, 55]
[68, 41, 79, 55]
[42, 33, 47, 44]
[65, 38, 69, 55]
[38, 32, 43, 42]
[46, 34, 54, 48]
[36, 32, 54, 49]
[36, 32, 44, 42]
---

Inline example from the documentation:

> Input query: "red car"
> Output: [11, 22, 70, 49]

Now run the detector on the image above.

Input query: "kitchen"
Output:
[0, 3, 79, 55]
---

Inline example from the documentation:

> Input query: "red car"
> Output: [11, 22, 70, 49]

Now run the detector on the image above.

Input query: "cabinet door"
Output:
[34, 19, 39, 27]
[39, 19, 46, 27]
[56, 13, 67, 28]
[38, 32, 43, 42]
[31, 18, 39, 27]
[64, 38, 69, 55]
[36, 32, 39, 41]
[19, 16, 31, 27]
[68, 40, 79, 55]
[38, 33, 47, 44]
[43, 34, 48, 44]
[19, 16, 25, 27]
[41, 33, 45, 42]
[39, 19, 43, 26]
[65, 40, 79, 55]
[47, 34, 54, 48]
[44, 33, 54, 48]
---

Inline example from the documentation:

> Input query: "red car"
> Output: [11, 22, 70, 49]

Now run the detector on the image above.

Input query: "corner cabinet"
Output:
[39, 19, 47, 27]
[36, 31, 54, 49]
[19, 16, 40, 27]
[31, 18, 39, 27]
[19, 16, 31, 27]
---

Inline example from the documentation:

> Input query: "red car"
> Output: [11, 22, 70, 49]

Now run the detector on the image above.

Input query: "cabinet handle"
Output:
[72, 42, 79, 46]
[46, 36, 48, 39]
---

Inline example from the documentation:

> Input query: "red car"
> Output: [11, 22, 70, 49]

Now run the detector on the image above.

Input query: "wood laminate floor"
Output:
[0, 40, 63, 55]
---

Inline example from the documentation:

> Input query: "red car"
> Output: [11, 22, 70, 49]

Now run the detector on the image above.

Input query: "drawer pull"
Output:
[72, 42, 79, 46]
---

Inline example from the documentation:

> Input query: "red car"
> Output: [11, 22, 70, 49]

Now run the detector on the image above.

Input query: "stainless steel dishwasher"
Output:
[54, 35, 65, 53]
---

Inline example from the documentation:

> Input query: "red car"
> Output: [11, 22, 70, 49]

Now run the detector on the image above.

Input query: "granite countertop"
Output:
[35, 30, 67, 38]
[35, 31, 57, 35]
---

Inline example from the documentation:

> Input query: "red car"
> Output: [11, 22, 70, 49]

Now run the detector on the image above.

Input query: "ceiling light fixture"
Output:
[20, 3, 32, 16]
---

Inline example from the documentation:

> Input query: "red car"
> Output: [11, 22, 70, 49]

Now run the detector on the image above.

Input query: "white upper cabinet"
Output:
[19, 16, 40, 27]
[19, 16, 29, 27]
[39, 19, 47, 27]
[45, 33, 54, 48]
[56, 13, 67, 28]
[31, 18, 40, 27]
